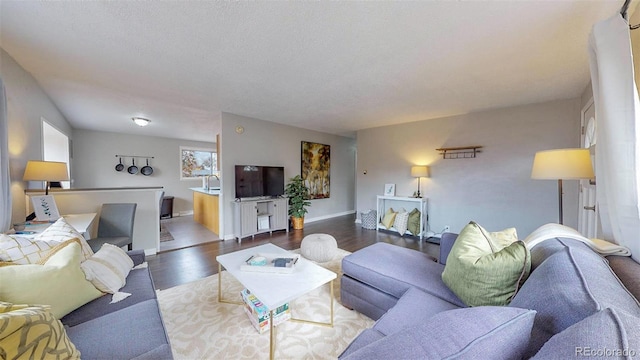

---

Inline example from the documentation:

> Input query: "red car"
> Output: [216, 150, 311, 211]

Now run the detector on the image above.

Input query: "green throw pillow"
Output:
[381, 208, 397, 229]
[407, 208, 421, 235]
[441, 221, 531, 307]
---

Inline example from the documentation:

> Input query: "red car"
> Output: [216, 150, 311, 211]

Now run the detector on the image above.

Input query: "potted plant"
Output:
[285, 175, 311, 230]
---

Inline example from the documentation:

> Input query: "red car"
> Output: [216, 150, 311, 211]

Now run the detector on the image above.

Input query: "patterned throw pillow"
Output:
[0, 242, 103, 319]
[393, 210, 410, 235]
[0, 234, 59, 264]
[81, 243, 134, 303]
[381, 208, 397, 229]
[407, 208, 421, 235]
[0, 302, 80, 360]
[34, 217, 94, 261]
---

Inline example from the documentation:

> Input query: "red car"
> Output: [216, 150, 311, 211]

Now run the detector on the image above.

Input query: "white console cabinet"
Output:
[233, 198, 288, 242]
[376, 195, 428, 240]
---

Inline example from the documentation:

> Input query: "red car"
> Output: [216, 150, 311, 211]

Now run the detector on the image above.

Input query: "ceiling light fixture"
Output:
[132, 117, 151, 127]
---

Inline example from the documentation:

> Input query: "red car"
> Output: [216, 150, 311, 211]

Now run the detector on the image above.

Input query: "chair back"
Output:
[97, 203, 137, 238]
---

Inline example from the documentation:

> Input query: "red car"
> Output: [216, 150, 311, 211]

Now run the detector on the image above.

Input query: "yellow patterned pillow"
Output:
[0, 242, 103, 319]
[0, 301, 80, 360]
[381, 208, 397, 229]
[34, 217, 94, 261]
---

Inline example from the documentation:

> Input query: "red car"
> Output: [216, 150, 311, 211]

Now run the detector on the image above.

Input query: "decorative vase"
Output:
[291, 216, 304, 230]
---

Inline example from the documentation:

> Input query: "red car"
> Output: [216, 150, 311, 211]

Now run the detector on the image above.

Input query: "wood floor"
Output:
[148, 214, 441, 290]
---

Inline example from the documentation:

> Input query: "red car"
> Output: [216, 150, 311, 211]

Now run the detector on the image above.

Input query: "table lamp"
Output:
[23, 160, 69, 195]
[411, 165, 430, 198]
[531, 149, 594, 224]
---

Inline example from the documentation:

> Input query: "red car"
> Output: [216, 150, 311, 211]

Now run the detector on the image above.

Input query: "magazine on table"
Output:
[240, 253, 301, 274]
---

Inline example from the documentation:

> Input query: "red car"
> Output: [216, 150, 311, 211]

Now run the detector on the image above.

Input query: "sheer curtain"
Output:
[0, 79, 11, 232]
[589, 14, 640, 263]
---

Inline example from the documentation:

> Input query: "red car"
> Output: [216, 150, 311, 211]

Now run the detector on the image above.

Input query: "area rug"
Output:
[157, 249, 374, 359]
[160, 224, 174, 242]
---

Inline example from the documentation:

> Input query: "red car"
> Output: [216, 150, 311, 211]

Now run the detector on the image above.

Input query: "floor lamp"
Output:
[23, 160, 69, 195]
[411, 166, 430, 198]
[531, 149, 594, 224]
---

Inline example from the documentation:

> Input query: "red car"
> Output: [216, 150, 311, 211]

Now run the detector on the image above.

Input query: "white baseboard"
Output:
[177, 210, 194, 217]
[305, 210, 356, 223]
[144, 248, 157, 256]
[222, 210, 356, 240]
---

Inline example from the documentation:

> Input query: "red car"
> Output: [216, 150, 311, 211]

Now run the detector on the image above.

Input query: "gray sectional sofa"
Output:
[61, 250, 173, 360]
[340, 234, 640, 359]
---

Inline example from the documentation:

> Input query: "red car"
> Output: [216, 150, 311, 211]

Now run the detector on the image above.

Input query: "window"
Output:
[180, 146, 217, 180]
[42, 119, 70, 188]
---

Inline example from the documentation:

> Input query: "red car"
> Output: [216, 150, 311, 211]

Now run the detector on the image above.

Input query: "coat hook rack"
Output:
[115, 155, 155, 159]
[435, 146, 483, 159]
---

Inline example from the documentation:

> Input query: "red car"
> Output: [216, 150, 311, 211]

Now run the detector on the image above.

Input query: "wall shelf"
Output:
[435, 146, 483, 159]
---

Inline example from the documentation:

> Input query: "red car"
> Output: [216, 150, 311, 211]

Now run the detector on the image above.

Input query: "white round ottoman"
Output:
[301, 233, 338, 262]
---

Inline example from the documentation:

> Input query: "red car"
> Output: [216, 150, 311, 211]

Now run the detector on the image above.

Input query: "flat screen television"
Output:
[235, 165, 285, 199]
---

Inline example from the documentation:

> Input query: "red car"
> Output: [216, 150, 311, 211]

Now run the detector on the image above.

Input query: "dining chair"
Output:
[89, 203, 137, 252]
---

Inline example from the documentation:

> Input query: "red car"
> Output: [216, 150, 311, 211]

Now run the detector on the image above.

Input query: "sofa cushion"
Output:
[66, 299, 172, 360]
[510, 241, 640, 358]
[372, 287, 460, 336]
[342, 243, 464, 307]
[0, 242, 103, 319]
[338, 328, 385, 358]
[532, 308, 640, 359]
[340, 306, 536, 360]
[61, 265, 158, 327]
[0, 302, 80, 360]
[442, 221, 531, 306]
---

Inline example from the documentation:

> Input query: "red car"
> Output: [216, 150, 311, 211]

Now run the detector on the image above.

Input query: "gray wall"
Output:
[72, 129, 216, 215]
[2, 48, 74, 223]
[219, 112, 356, 239]
[356, 98, 582, 237]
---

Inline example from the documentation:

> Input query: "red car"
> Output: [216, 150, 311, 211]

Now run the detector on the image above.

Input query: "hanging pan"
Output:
[115, 158, 124, 172]
[141, 159, 154, 176]
[128, 158, 138, 174]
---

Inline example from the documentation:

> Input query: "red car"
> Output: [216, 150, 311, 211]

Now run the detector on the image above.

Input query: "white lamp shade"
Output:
[531, 149, 594, 180]
[23, 161, 69, 181]
[411, 165, 430, 178]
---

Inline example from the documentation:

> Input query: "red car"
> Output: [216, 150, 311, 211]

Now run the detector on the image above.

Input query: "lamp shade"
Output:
[23, 161, 69, 181]
[531, 149, 594, 180]
[411, 166, 430, 178]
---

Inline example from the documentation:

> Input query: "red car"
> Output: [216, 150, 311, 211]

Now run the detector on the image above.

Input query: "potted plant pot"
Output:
[285, 175, 311, 230]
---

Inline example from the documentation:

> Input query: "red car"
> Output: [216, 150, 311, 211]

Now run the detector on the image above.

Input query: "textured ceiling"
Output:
[0, 1, 627, 141]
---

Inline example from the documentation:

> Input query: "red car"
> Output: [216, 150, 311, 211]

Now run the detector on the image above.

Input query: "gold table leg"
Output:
[290, 279, 335, 327]
[270, 309, 276, 360]
[217, 263, 242, 305]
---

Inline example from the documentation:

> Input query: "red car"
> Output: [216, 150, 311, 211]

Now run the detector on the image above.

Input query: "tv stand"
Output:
[233, 198, 288, 243]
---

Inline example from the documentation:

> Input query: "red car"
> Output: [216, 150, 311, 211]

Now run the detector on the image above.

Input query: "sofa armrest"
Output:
[127, 249, 146, 266]
[439, 233, 458, 265]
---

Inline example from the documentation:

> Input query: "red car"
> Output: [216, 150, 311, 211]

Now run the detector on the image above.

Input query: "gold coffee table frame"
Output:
[217, 263, 335, 360]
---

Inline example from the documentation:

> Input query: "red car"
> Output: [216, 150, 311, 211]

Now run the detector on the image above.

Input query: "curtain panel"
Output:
[588, 14, 640, 263]
[0, 79, 11, 232]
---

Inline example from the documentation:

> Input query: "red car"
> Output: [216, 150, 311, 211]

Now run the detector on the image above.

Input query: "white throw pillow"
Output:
[34, 217, 94, 261]
[80, 243, 134, 303]
[394, 209, 410, 235]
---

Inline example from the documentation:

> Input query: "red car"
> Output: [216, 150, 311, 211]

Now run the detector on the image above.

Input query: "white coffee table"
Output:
[216, 243, 337, 360]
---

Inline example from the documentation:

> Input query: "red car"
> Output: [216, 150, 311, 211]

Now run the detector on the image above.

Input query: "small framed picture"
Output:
[384, 184, 396, 196]
[31, 195, 60, 221]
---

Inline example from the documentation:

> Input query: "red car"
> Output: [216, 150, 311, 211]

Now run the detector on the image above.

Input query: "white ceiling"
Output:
[0, 1, 627, 141]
